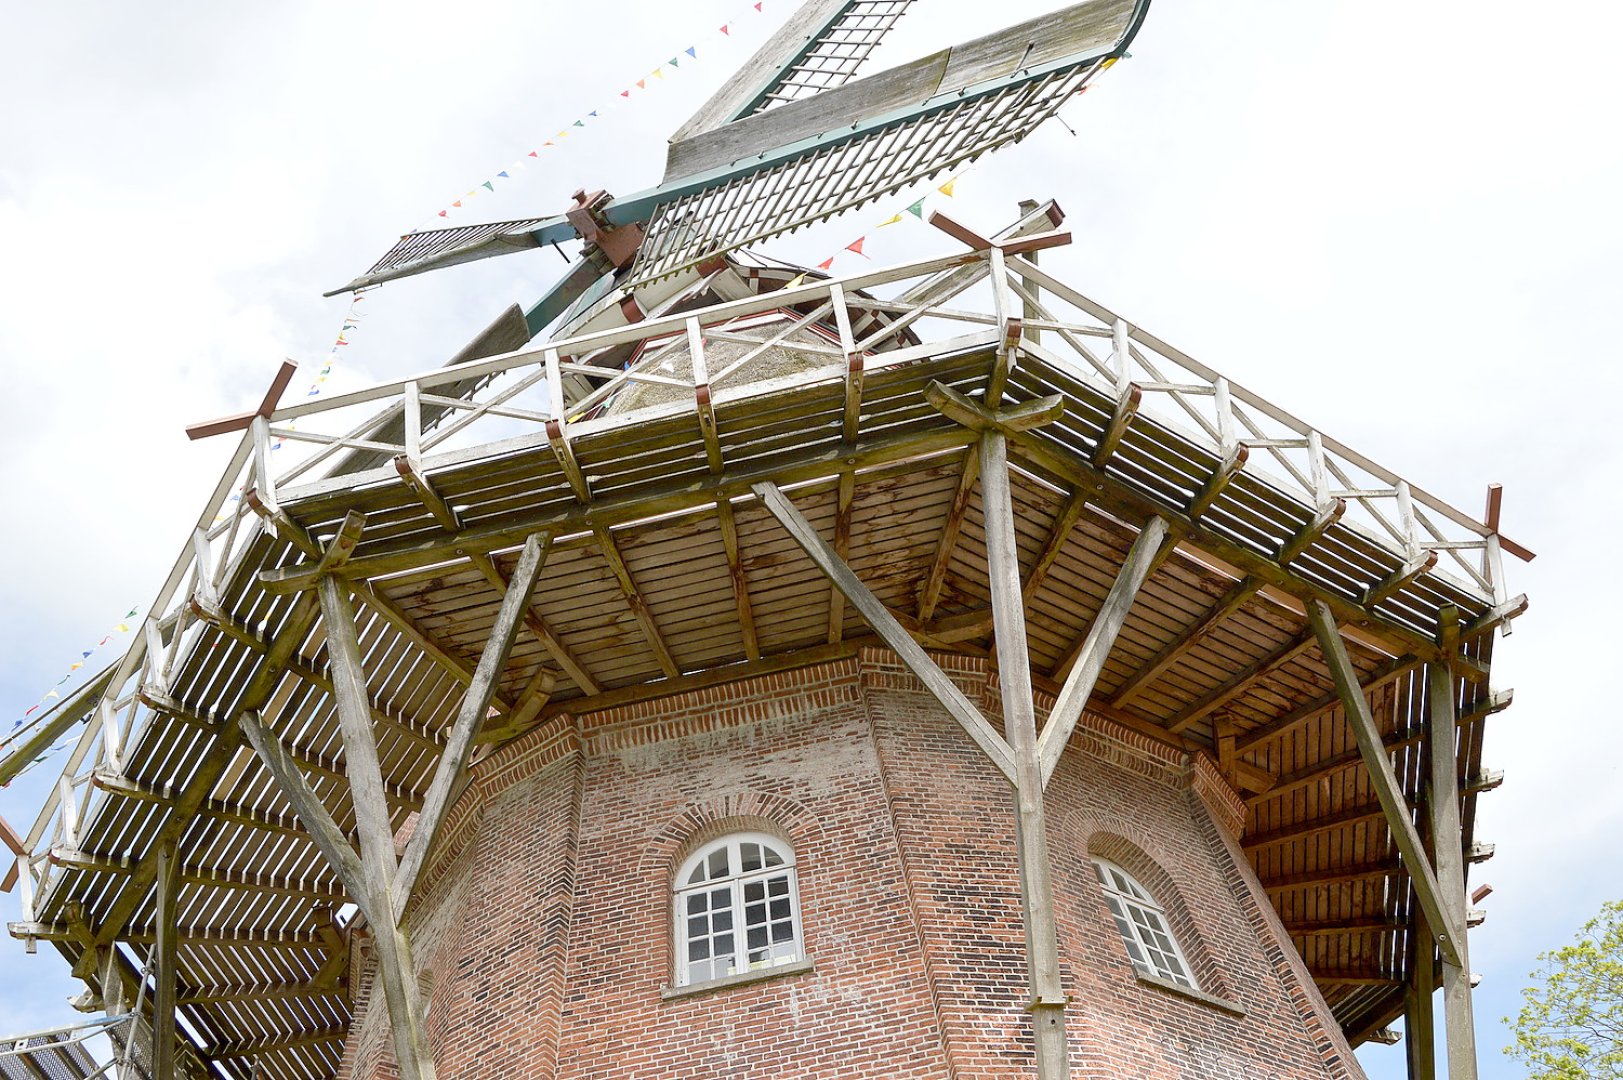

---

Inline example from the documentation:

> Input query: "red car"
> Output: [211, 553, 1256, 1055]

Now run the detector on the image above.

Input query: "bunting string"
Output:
[408, 0, 772, 234]
[4, 607, 139, 753]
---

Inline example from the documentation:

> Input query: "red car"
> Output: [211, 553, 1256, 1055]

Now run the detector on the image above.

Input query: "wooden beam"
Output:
[210, 1027, 350, 1060]
[178, 981, 345, 1007]
[918, 446, 980, 622]
[152, 839, 178, 1080]
[753, 481, 1017, 783]
[1283, 916, 1406, 938]
[1277, 498, 1345, 565]
[924, 379, 1064, 435]
[1023, 491, 1087, 602]
[237, 712, 367, 900]
[1365, 551, 1440, 608]
[1110, 576, 1261, 709]
[1241, 802, 1386, 850]
[828, 473, 855, 644]
[595, 526, 681, 679]
[1166, 631, 1318, 735]
[1308, 601, 1464, 968]
[1261, 860, 1401, 893]
[394, 534, 547, 921]
[1310, 966, 1403, 987]
[1250, 726, 1424, 806]
[319, 576, 438, 1080]
[260, 423, 980, 593]
[1037, 516, 1171, 785]
[1428, 657, 1478, 1080]
[717, 499, 761, 661]
[1188, 443, 1248, 521]
[979, 428, 1071, 1079]
[1233, 655, 1420, 755]
[1092, 384, 1141, 468]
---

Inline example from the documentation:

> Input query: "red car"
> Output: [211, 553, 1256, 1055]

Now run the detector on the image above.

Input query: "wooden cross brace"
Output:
[754, 392, 1167, 1080]
[184, 359, 299, 441]
[238, 524, 549, 1080]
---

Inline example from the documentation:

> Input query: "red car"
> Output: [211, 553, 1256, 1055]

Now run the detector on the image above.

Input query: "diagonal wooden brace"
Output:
[752, 481, 1017, 783]
[1307, 600, 1465, 968]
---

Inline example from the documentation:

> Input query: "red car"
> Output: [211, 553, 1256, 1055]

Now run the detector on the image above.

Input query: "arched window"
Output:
[1093, 858, 1197, 989]
[674, 833, 802, 986]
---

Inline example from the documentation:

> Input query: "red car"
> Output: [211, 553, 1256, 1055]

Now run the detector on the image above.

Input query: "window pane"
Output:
[741, 843, 762, 872]
[764, 847, 784, 867]
[772, 921, 795, 944]
[708, 848, 729, 879]
[744, 880, 765, 903]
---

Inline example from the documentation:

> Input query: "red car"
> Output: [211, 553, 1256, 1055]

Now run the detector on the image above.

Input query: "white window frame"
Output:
[673, 832, 803, 987]
[1093, 858, 1198, 990]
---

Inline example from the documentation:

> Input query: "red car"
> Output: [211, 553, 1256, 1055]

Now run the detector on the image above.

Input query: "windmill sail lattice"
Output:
[334, 0, 1146, 300]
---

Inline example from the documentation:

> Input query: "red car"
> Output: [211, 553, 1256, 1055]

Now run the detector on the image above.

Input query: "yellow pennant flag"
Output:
[938, 178, 956, 197]
[783, 272, 807, 290]
[876, 213, 904, 227]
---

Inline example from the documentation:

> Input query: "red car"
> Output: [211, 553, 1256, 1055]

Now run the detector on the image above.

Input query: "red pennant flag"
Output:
[754, 2, 762, 9]
[817, 257, 835, 271]
[621, 90, 630, 97]
[529, 150, 539, 157]
[720, 23, 730, 34]
[438, 210, 448, 217]
[845, 236, 867, 257]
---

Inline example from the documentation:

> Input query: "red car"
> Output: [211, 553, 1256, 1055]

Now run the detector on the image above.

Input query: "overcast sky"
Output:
[2, 1, 1619, 1075]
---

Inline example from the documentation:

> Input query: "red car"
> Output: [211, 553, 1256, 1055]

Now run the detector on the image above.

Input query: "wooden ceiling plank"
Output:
[1165, 631, 1318, 735]
[1233, 656, 1418, 756]
[1110, 575, 1261, 709]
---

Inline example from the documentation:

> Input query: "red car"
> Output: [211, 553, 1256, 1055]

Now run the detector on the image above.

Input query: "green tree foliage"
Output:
[1506, 899, 1623, 1079]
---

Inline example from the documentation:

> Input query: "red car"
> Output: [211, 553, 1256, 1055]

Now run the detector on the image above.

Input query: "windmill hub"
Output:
[566, 188, 645, 270]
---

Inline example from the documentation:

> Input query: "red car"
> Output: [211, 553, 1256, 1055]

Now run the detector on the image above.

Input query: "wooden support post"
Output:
[1428, 657, 1478, 1080]
[318, 576, 437, 1080]
[1307, 601, 1464, 968]
[981, 430, 1069, 1079]
[1406, 825, 1439, 1080]
[1038, 517, 1170, 784]
[152, 839, 179, 1080]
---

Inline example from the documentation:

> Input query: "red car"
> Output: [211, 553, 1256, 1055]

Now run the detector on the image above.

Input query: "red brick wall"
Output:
[339, 651, 1363, 1080]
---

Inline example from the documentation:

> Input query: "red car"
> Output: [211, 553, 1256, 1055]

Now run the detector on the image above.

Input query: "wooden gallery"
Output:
[1, 2, 1527, 1078]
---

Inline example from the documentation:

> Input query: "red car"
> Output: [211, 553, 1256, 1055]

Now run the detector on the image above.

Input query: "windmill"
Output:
[2, 1, 1528, 1078]
[329, 0, 1149, 336]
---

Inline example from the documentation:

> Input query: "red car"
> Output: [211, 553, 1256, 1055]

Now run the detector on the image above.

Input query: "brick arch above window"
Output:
[639, 789, 825, 882]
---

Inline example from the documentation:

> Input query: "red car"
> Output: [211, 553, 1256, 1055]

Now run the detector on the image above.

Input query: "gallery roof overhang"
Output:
[5, 232, 1527, 1078]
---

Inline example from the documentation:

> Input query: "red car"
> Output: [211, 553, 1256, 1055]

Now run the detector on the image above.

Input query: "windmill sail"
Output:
[331, 0, 1146, 298]
[633, 0, 1143, 281]
[673, 0, 918, 141]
